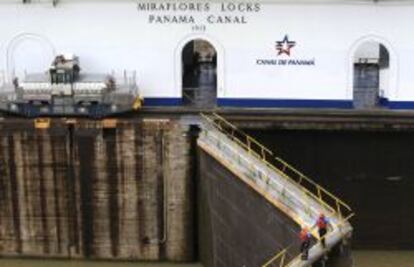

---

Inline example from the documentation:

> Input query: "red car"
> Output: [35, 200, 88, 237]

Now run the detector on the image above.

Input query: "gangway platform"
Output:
[197, 113, 354, 267]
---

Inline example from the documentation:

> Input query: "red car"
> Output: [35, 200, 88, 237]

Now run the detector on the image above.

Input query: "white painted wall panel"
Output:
[0, 2, 413, 102]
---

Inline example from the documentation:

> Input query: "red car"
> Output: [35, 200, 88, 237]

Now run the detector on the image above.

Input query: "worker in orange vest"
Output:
[315, 213, 330, 248]
[300, 227, 311, 260]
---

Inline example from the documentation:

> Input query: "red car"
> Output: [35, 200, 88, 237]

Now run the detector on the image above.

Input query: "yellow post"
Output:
[298, 175, 304, 185]
[262, 249, 287, 267]
[246, 136, 252, 154]
[102, 118, 117, 128]
[132, 96, 143, 110]
[317, 186, 322, 200]
[34, 118, 50, 129]
[336, 199, 342, 219]
[259, 147, 264, 160]
[280, 254, 286, 267]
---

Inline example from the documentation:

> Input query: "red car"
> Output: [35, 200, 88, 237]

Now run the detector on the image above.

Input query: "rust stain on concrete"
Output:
[0, 118, 195, 262]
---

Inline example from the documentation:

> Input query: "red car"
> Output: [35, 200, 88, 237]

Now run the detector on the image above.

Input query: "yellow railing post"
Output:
[201, 112, 353, 219]
[317, 186, 322, 200]
[280, 254, 285, 267]
[201, 113, 354, 267]
[336, 199, 342, 220]
[34, 118, 51, 129]
[246, 136, 252, 154]
[298, 175, 304, 185]
[262, 249, 288, 267]
[261, 147, 266, 161]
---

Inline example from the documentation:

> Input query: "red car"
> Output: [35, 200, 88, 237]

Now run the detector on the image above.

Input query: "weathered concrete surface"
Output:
[246, 129, 414, 250]
[0, 118, 194, 261]
[198, 149, 301, 267]
[198, 140, 353, 267]
[324, 242, 354, 267]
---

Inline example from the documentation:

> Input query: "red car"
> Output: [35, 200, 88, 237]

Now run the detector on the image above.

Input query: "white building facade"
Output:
[0, 0, 413, 108]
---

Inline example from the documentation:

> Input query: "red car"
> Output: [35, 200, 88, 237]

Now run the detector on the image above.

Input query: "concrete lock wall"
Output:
[198, 144, 354, 267]
[0, 119, 195, 261]
[198, 148, 302, 267]
[246, 128, 414, 250]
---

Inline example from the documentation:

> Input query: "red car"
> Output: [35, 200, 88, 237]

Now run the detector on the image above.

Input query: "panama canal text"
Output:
[137, 1, 261, 25]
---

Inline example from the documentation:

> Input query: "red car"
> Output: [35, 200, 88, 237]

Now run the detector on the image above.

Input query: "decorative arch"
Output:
[174, 33, 225, 100]
[347, 35, 399, 101]
[6, 32, 56, 82]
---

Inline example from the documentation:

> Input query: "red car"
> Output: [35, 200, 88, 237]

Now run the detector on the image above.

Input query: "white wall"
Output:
[354, 42, 380, 62]
[0, 2, 414, 102]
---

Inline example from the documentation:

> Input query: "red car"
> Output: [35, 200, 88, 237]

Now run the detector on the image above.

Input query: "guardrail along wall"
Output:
[198, 148, 302, 267]
[197, 113, 353, 267]
[246, 128, 414, 250]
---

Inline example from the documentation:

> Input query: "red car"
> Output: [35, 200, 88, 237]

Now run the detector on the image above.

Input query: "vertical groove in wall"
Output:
[157, 129, 166, 259]
[67, 124, 80, 256]
[104, 128, 119, 257]
[76, 133, 95, 258]
[0, 119, 195, 262]
[37, 134, 50, 254]
[7, 134, 22, 254]
[13, 132, 27, 255]
[135, 122, 144, 256]
[0, 134, 16, 254]
[50, 134, 64, 254]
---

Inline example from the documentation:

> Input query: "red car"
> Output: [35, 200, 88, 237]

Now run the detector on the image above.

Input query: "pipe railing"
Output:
[262, 248, 289, 267]
[201, 113, 352, 221]
[200, 112, 354, 267]
[263, 213, 354, 267]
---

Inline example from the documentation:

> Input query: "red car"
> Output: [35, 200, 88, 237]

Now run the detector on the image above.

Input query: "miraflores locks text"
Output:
[137, 1, 262, 24]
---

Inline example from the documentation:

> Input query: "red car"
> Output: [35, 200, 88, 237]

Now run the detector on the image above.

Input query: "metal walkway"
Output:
[197, 113, 354, 267]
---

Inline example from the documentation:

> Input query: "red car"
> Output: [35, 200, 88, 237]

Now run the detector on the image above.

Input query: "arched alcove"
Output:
[353, 41, 389, 109]
[6, 33, 56, 81]
[181, 39, 217, 107]
[349, 36, 397, 109]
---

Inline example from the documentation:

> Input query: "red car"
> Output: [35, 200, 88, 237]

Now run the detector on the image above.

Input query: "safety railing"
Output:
[201, 112, 353, 221]
[200, 125, 317, 226]
[200, 112, 354, 267]
[263, 213, 354, 267]
[182, 90, 196, 106]
[262, 248, 289, 267]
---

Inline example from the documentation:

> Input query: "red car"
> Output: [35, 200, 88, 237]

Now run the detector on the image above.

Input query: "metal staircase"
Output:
[197, 113, 354, 267]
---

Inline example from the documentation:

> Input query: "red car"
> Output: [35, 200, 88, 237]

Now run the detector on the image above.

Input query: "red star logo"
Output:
[276, 35, 296, 56]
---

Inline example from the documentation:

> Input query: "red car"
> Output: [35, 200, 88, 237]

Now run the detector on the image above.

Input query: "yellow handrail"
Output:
[263, 248, 289, 267]
[262, 213, 355, 267]
[201, 112, 353, 220]
[201, 113, 354, 267]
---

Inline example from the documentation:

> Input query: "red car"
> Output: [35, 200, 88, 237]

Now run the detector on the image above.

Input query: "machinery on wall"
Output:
[0, 54, 143, 118]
